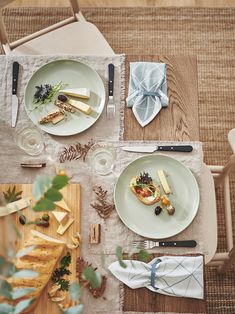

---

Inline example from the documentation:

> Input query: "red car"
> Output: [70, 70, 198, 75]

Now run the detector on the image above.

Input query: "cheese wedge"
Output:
[157, 170, 172, 194]
[69, 99, 92, 115]
[52, 211, 69, 225]
[54, 199, 71, 212]
[0, 197, 31, 217]
[60, 88, 90, 99]
[52, 114, 65, 124]
[57, 217, 75, 235]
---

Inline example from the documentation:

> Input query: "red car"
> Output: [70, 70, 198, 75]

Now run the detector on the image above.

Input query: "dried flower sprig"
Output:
[76, 257, 107, 299]
[90, 186, 115, 219]
[59, 141, 94, 163]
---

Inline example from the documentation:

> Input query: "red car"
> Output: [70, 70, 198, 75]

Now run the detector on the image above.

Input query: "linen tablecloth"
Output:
[0, 55, 206, 314]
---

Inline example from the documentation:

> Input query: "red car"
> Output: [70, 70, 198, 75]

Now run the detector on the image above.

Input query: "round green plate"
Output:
[114, 154, 200, 239]
[24, 59, 106, 136]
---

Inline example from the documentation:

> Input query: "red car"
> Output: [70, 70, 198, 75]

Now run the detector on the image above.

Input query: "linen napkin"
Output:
[126, 62, 168, 127]
[109, 255, 203, 299]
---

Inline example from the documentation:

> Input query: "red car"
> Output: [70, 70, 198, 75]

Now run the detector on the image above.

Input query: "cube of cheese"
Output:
[57, 217, 75, 235]
[52, 211, 69, 225]
[69, 99, 92, 115]
[60, 88, 90, 99]
[54, 199, 71, 212]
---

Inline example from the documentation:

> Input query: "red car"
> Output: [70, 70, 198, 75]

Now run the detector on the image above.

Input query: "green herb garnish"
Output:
[3, 186, 22, 204]
[136, 172, 152, 185]
[33, 81, 63, 107]
[51, 252, 72, 291]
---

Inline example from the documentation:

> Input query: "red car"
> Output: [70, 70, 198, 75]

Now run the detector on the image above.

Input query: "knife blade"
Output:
[11, 61, 20, 128]
[122, 145, 193, 153]
[157, 240, 197, 247]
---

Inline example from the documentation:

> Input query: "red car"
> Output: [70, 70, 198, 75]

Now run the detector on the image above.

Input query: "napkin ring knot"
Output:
[141, 90, 161, 98]
[150, 258, 161, 290]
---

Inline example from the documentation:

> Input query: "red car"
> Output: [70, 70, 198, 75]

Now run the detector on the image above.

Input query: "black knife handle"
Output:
[159, 240, 197, 247]
[108, 63, 114, 97]
[12, 61, 20, 95]
[158, 145, 193, 152]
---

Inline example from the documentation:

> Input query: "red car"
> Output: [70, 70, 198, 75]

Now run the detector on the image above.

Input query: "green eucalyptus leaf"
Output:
[63, 304, 84, 314]
[82, 267, 102, 289]
[0, 303, 14, 313]
[69, 282, 82, 302]
[14, 298, 34, 314]
[0, 279, 13, 299]
[137, 249, 150, 262]
[13, 270, 38, 279]
[32, 175, 52, 201]
[44, 188, 63, 202]
[16, 246, 35, 258]
[33, 198, 55, 211]
[11, 288, 36, 300]
[52, 175, 69, 190]
[115, 246, 127, 269]
[0, 256, 16, 277]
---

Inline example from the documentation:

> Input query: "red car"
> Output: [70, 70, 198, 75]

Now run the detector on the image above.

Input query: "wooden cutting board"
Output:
[0, 183, 80, 314]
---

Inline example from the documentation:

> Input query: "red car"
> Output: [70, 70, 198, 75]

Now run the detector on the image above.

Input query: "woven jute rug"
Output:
[2, 7, 235, 314]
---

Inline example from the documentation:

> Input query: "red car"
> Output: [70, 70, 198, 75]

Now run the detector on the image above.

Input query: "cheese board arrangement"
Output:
[24, 59, 106, 136]
[0, 182, 81, 314]
[114, 154, 200, 239]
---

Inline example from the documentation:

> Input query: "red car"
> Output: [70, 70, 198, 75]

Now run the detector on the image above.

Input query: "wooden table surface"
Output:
[123, 55, 206, 313]
[124, 55, 199, 141]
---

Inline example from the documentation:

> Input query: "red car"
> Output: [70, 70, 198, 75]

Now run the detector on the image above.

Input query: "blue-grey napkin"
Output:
[126, 62, 168, 127]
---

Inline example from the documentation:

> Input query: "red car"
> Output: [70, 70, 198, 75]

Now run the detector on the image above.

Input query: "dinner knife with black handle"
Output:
[11, 61, 20, 128]
[122, 145, 193, 153]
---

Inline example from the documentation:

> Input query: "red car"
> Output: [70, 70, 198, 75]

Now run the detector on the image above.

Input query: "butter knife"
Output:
[11, 61, 20, 128]
[123, 145, 193, 153]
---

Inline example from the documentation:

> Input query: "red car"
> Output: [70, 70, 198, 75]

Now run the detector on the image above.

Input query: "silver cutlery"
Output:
[122, 145, 193, 153]
[11, 61, 20, 128]
[107, 63, 115, 118]
[133, 240, 197, 249]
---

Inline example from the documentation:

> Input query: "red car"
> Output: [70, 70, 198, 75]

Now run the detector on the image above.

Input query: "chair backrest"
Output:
[0, 0, 82, 53]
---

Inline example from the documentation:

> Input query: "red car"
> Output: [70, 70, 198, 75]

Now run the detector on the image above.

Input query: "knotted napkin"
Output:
[109, 255, 203, 299]
[126, 62, 168, 127]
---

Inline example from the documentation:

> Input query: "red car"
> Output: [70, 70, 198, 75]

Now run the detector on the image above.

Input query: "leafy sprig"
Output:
[3, 186, 22, 204]
[32, 174, 68, 211]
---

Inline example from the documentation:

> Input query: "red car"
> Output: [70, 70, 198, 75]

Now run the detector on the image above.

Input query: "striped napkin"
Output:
[109, 255, 203, 299]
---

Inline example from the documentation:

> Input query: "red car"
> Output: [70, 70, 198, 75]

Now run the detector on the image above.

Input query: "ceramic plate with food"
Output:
[24, 59, 106, 136]
[114, 154, 200, 239]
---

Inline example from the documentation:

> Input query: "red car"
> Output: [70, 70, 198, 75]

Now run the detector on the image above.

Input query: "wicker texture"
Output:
[2, 7, 235, 313]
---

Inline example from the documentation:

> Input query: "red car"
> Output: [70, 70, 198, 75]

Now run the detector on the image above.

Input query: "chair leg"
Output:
[214, 155, 235, 187]
[218, 247, 235, 274]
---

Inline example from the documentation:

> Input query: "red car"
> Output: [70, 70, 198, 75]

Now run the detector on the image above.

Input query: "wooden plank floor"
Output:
[7, 0, 235, 7]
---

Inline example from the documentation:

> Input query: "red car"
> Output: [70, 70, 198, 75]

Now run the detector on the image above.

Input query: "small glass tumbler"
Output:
[86, 143, 116, 175]
[14, 126, 44, 156]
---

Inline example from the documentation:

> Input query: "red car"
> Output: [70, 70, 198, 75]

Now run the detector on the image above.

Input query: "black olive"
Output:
[19, 215, 26, 225]
[154, 206, 162, 215]
[58, 94, 68, 102]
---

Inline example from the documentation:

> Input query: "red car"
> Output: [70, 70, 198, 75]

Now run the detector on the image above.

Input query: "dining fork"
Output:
[107, 63, 115, 118]
[133, 240, 197, 249]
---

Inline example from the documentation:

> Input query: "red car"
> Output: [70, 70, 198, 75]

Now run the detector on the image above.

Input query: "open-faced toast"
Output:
[129, 172, 161, 205]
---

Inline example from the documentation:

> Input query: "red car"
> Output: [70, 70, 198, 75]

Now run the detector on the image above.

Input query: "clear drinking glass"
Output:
[14, 127, 44, 156]
[86, 143, 116, 175]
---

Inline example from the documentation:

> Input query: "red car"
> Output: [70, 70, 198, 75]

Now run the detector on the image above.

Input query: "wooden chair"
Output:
[206, 128, 235, 273]
[0, 0, 114, 55]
